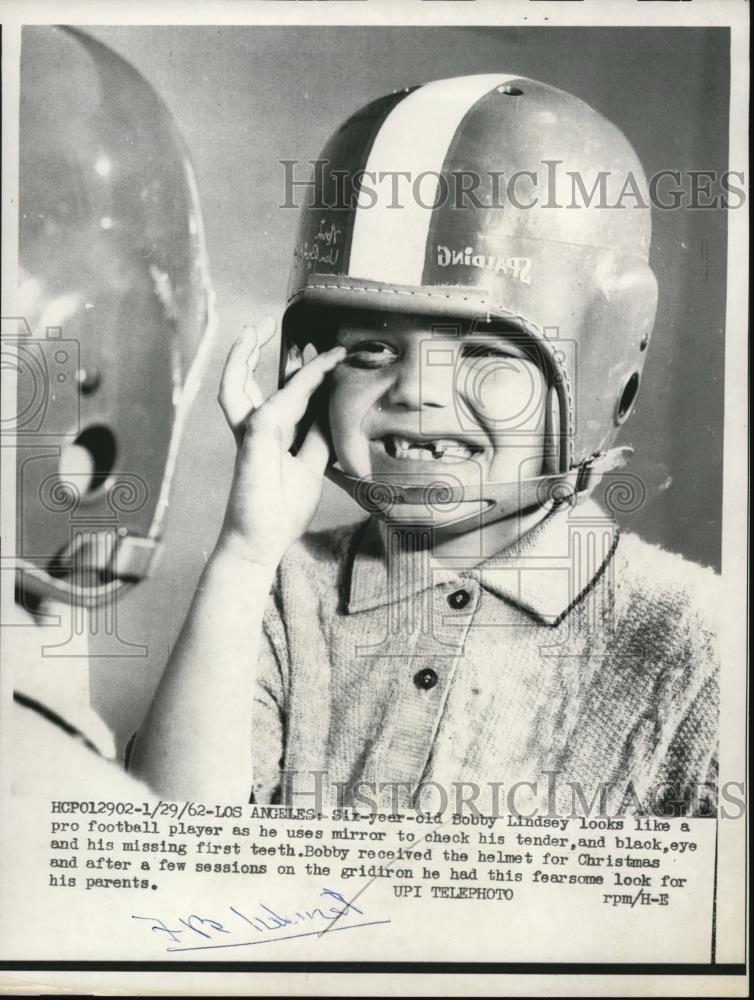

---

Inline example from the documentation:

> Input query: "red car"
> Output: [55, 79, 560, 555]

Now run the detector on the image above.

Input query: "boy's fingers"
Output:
[242, 377, 266, 413]
[224, 323, 258, 372]
[218, 363, 249, 431]
[218, 318, 277, 430]
[255, 314, 277, 349]
[219, 327, 258, 422]
[248, 346, 343, 452]
[236, 314, 275, 352]
[269, 346, 345, 427]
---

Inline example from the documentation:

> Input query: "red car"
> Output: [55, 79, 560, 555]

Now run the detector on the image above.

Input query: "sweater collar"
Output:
[345, 499, 620, 625]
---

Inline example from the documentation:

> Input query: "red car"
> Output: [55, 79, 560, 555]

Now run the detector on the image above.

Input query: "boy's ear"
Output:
[542, 384, 561, 475]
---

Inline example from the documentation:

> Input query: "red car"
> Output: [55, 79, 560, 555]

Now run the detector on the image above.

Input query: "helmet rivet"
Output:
[497, 85, 523, 96]
[76, 366, 101, 394]
[639, 334, 649, 351]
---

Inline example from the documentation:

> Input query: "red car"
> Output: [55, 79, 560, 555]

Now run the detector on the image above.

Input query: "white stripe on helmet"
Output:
[347, 74, 523, 285]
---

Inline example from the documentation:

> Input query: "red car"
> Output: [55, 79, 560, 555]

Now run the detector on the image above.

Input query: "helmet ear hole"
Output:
[58, 425, 117, 498]
[615, 372, 640, 424]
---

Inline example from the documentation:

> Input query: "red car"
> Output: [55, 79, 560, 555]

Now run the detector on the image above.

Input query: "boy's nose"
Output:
[385, 345, 454, 410]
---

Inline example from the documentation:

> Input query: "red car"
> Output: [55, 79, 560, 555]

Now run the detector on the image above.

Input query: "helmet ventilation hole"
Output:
[58, 425, 117, 498]
[497, 85, 523, 96]
[616, 373, 640, 424]
[639, 334, 649, 351]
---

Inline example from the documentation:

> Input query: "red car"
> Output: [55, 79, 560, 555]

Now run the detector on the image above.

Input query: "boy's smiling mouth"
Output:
[375, 433, 483, 464]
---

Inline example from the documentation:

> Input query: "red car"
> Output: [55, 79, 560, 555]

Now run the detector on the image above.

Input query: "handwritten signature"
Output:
[132, 888, 390, 952]
[293, 241, 341, 266]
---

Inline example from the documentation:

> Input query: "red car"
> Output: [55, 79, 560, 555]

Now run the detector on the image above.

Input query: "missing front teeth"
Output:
[383, 435, 476, 462]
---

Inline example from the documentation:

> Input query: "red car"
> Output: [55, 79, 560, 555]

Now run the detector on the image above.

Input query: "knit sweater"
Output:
[250, 499, 719, 817]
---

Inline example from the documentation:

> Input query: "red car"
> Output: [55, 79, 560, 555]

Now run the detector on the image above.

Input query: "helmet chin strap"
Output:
[15, 531, 159, 608]
[325, 446, 632, 535]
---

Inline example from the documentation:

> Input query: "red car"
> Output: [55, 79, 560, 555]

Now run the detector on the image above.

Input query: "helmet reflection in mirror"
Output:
[13, 26, 215, 605]
[280, 75, 657, 532]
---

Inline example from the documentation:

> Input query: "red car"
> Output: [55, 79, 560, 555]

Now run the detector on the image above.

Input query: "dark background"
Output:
[35, 26, 727, 749]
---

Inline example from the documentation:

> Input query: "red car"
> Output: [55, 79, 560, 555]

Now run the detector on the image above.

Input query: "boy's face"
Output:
[328, 312, 549, 524]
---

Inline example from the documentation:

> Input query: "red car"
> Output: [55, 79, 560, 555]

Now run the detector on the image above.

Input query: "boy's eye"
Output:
[342, 341, 399, 368]
[461, 344, 499, 360]
[459, 340, 530, 362]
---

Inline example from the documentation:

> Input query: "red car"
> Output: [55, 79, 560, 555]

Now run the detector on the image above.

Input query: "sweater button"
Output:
[414, 668, 438, 691]
[447, 588, 471, 610]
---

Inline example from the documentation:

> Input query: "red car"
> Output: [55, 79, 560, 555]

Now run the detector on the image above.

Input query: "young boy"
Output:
[129, 75, 719, 818]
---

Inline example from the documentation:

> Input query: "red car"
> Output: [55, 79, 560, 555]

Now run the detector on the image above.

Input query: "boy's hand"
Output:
[216, 316, 345, 569]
